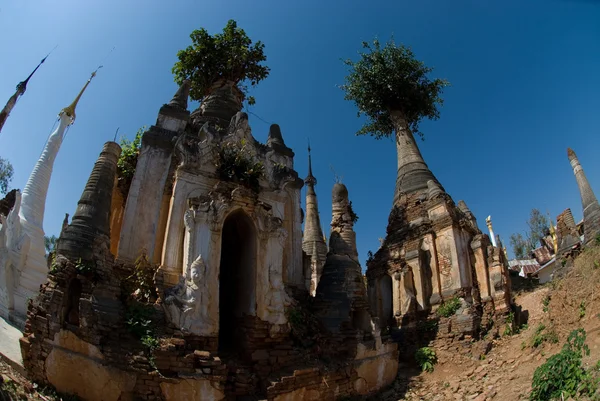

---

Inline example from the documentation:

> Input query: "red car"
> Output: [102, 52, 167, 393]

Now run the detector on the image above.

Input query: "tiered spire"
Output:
[302, 143, 327, 295]
[19, 71, 98, 229]
[391, 110, 441, 202]
[0, 52, 51, 134]
[567, 148, 600, 246]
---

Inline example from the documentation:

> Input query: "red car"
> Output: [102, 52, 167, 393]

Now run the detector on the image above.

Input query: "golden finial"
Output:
[60, 70, 98, 124]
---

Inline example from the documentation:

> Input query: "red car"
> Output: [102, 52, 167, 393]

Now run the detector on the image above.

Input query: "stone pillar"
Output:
[109, 176, 125, 256]
[485, 216, 497, 247]
[405, 250, 426, 310]
[567, 148, 600, 246]
[118, 82, 190, 262]
[57, 142, 121, 261]
[159, 175, 193, 285]
[471, 234, 492, 302]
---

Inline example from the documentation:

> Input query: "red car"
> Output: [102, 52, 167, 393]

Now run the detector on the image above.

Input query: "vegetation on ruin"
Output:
[436, 297, 461, 318]
[510, 208, 550, 259]
[341, 38, 449, 139]
[44, 235, 58, 267]
[347, 200, 359, 224]
[172, 19, 270, 105]
[286, 304, 322, 349]
[122, 252, 158, 304]
[415, 347, 437, 373]
[116, 127, 144, 197]
[0, 156, 13, 195]
[530, 328, 599, 400]
[125, 302, 160, 368]
[215, 140, 264, 192]
[503, 310, 528, 336]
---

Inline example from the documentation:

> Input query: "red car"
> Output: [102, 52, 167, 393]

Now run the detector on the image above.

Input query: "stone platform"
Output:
[0, 316, 25, 376]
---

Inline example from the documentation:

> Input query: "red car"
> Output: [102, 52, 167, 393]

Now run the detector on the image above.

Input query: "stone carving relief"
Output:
[436, 238, 453, 290]
[164, 254, 215, 335]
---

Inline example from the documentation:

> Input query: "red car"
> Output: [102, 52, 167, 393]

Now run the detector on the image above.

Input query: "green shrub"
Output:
[579, 301, 586, 319]
[436, 297, 461, 318]
[117, 127, 144, 196]
[530, 329, 598, 400]
[415, 347, 437, 372]
[215, 140, 264, 192]
[542, 295, 550, 313]
[530, 323, 559, 348]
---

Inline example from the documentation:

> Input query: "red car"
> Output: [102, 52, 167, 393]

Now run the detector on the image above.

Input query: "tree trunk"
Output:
[390, 109, 440, 204]
[190, 80, 244, 129]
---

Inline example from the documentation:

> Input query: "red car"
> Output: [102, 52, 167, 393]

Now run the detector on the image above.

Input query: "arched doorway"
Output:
[219, 210, 257, 352]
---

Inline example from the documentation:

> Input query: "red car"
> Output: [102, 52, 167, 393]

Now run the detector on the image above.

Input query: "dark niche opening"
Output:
[218, 210, 257, 353]
[64, 278, 82, 327]
[378, 274, 394, 328]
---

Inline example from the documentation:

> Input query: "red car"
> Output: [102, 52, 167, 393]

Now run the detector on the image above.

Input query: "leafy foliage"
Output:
[542, 295, 551, 313]
[347, 200, 359, 224]
[123, 252, 158, 304]
[415, 347, 437, 372]
[74, 258, 96, 280]
[44, 235, 57, 255]
[125, 303, 158, 347]
[510, 208, 550, 259]
[172, 19, 270, 104]
[215, 140, 264, 192]
[0, 156, 14, 195]
[530, 329, 598, 400]
[436, 297, 461, 318]
[341, 38, 449, 139]
[286, 305, 322, 349]
[117, 127, 144, 196]
[530, 323, 559, 348]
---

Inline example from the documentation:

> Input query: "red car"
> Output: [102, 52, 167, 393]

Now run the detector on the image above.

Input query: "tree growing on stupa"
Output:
[341, 39, 449, 199]
[172, 19, 270, 107]
[0, 156, 14, 195]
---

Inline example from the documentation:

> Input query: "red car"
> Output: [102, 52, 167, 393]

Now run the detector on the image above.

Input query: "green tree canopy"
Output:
[341, 38, 449, 139]
[44, 235, 57, 255]
[0, 156, 14, 195]
[172, 19, 270, 104]
[510, 208, 550, 259]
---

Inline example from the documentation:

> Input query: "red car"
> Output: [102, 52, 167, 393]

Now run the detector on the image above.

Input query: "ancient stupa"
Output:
[0, 71, 98, 325]
[366, 117, 511, 333]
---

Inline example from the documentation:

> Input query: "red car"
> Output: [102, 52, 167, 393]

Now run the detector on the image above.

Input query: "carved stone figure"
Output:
[265, 269, 291, 326]
[164, 255, 212, 334]
[400, 267, 417, 315]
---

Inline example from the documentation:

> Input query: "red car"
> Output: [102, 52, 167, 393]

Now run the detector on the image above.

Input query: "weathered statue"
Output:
[400, 267, 417, 315]
[164, 255, 211, 334]
[265, 269, 291, 326]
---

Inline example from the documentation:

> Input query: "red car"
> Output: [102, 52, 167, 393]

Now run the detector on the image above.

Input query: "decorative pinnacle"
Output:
[567, 148, 577, 162]
[60, 70, 98, 125]
[16, 47, 55, 93]
[305, 139, 316, 186]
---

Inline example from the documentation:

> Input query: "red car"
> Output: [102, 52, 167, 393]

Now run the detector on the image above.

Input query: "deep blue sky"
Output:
[1, 0, 600, 264]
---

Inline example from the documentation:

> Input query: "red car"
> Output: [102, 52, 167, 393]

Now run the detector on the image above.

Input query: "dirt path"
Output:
[376, 284, 600, 401]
